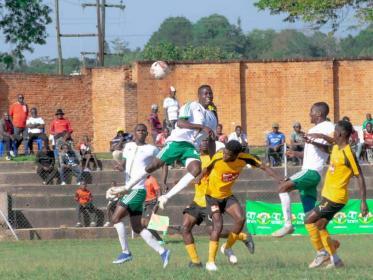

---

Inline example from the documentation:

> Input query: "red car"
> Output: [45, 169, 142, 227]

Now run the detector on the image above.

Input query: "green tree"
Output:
[246, 29, 277, 59]
[0, 0, 51, 68]
[142, 42, 182, 61]
[339, 25, 373, 57]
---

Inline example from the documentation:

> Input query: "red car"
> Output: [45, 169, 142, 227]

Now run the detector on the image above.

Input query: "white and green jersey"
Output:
[166, 101, 217, 147]
[123, 142, 159, 190]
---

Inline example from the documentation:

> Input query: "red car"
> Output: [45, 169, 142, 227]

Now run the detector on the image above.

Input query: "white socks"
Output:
[140, 229, 165, 255]
[165, 172, 195, 200]
[114, 222, 129, 253]
[279, 192, 292, 226]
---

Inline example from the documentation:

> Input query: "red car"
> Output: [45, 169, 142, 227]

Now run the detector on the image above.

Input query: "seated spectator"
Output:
[216, 124, 228, 144]
[148, 104, 162, 144]
[0, 112, 15, 160]
[104, 181, 120, 227]
[35, 145, 58, 185]
[110, 128, 133, 166]
[155, 127, 170, 148]
[80, 135, 100, 171]
[362, 113, 373, 130]
[50, 109, 73, 142]
[75, 182, 97, 227]
[26, 107, 48, 154]
[342, 116, 362, 160]
[59, 143, 82, 185]
[228, 125, 248, 150]
[290, 122, 304, 165]
[266, 123, 285, 166]
[9, 94, 28, 155]
[56, 131, 75, 152]
[364, 123, 373, 164]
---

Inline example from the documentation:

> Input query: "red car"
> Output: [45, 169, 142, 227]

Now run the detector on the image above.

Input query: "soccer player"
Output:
[204, 140, 282, 271]
[272, 102, 335, 237]
[112, 85, 217, 210]
[108, 124, 170, 268]
[304, 120, 368, 268]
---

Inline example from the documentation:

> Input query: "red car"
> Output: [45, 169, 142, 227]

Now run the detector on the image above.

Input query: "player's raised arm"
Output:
[355, 160, 368, 217]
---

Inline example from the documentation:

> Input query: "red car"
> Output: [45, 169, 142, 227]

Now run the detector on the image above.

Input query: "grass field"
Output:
[1, 235, 373, 280]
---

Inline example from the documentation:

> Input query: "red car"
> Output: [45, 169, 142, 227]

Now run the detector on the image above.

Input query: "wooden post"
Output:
[96, 0, 103, 66]
[55, 0, 63, 74]
[101, 0, 106, 61]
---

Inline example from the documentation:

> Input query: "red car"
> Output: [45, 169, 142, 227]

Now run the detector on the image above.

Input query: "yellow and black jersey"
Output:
[205, 151, 262, 199]
[193, 154, 211, 207]
[322, 144, 360, 204]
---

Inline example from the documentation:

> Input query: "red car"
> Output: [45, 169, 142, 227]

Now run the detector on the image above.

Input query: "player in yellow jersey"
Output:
[205, 140, 283, 271]
[304, 120, 368, 269]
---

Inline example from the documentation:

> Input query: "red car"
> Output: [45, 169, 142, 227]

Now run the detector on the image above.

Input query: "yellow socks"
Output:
[238, 232, 248, 240]
[185, 243, 201, 264]
[305, 224, 324, 251]
[225, 232, 248, 249]
[319, 229, 336, 256]
[208, 241, 219, 263]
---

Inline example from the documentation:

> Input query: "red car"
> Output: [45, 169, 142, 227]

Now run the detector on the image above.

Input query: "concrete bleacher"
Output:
[1, 160, 372, 240]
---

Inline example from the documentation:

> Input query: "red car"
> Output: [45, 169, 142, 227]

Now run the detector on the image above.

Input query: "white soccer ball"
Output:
[150, 61, 170, 79]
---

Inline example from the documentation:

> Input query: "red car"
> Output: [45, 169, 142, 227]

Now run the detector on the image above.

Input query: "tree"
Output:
[254, 0, 373, 30]
[339, 24, 373, 57]
[246, 29, 277, 59]
[0, 0, 52, 68]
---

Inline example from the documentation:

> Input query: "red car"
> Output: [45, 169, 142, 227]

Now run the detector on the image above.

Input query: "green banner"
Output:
[246, 199, 373, 235]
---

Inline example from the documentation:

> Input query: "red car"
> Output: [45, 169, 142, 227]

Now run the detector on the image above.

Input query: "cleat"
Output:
[220, 243, 238, 264]
[112, 252, 133, 264]
[188, 261, 203, 268]
[309, 251, 329, 268]
[271, 225, 294, 238]
[205, 262, 218, 271]
[325, 259, 344, 269]
[161, 249, 170, 268]
[243, 234, 255, 254]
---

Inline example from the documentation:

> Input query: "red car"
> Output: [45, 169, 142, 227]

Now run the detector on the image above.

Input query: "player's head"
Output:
[217, 124, 223, 134]
[30, 107, 37, 117]
[151, 104, 158, 113]
[134, 123, 148, 143]
[272, 123, 279, 133]
[169, 86, 176, 98]
[366, 113, 372, 120]
[310, 102, 329, 124]
[293, 122, 301, 132]
[334, 120, 353, 143]
[367, 122, 372, 133]
[342, 116, 350, 123]
[200, 137, 209, 155]
[198, 85, 213, 108]
[235, 125, 242, 136]
[223, 140, 242, 162]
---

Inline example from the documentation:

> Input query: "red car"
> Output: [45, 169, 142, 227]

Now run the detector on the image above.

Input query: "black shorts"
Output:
[314, 197, 345, 221]
[143, 199, 157, 219]
[205, 195, 240, 214]
[183, 202, 212, 226]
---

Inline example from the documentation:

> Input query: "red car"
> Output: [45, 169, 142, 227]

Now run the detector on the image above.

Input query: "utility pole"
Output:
[54, 0, 63, 74]
[96, 0, 103, 66]
[101, 0, 106, 56]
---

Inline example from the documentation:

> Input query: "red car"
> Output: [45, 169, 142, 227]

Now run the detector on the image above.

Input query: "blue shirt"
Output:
[267, 132, 285, 147]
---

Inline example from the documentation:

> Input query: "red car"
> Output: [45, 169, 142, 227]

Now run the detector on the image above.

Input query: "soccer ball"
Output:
[150, 61, 170, 79]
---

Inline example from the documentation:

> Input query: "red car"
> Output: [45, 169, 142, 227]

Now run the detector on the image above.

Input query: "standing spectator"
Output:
[110, 128, 133, 166]
[26, 108, 48, 154]
[104, 181, 120, 227]
[362, 113, 373, 130]
[266, 123, 285, 166]
[75, 182, 97, 227]
[9, 94, 28, 154]
[290, 122, 305, 165]
[216, 124, 228, 144]
[35, 145, 58, 185]
[342, 116, 362, 160]
[50, 109, 73, 141]
[80, 135, 101, 171]
[59, 143, 82, 185]
[364, 123, 373, 164]
[0, 112, 15, 160]
[163, 86, 179, 131]
[148, 104, 162, 144]
[155, 127, 170, 148]
[228, 125, 248, 149]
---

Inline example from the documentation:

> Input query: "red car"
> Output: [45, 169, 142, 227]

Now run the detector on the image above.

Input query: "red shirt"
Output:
[364, 131, 373, 148]
[155, 132, 168, 147]
[145, 176, 160, 202]
[9, 103, 28, 128]
[148, 113, 162, 134]
[75, 188, 92, 205]
[50, 118, 73, 135]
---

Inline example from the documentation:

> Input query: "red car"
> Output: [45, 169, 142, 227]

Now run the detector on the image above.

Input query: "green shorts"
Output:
[290, 169, 321, 200]
[157, 141, 200, 166]
[119, 189, 146, 215]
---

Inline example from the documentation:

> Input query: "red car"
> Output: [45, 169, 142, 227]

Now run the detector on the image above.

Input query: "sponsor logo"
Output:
[221, 173, 239, 182]
[256, 212, 271, 225]
[333, 212, 347, 225]
[358, 212, 373, 225]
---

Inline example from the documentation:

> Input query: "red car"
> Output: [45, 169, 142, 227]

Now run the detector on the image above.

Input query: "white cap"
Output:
[151, 104, 158, 110]
[170, 86, 176, 92]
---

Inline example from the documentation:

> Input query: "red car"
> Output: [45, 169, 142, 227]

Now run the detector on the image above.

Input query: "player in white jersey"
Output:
[272, 102, 335, 238]
[111, 85, 217, 209]
[108, 124, 170, 268]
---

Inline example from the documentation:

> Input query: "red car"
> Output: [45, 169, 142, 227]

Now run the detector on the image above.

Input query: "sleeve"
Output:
[50, 120, 55, 135]
[67, 120, 73, 133]
[190, 104, 204, 125]
[346, 147, 360, 176]
[163, 98, 168, 109]
[238, 153, 262, 168]
[206, 152, 223, 169]
[26, 119, 30, 126]
[9, 104, 14, 117]
[40, 118, 45, 125]
[153, 147, 160, 157]
[122, 144, 130, 159]
[178, 103, 190, 119]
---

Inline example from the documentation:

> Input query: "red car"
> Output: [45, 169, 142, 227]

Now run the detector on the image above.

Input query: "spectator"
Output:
[75, 182, 97, 227]
[56, 131, 75, 153]
[216, 124, 228, 144]
[110, 128, 133, 166]
[163, 86, 179, 131]
[9, 94, 28, 155]
[0, 112, 15, 160]
[342, 116, 363, 160]
[59, 143, 82, 185]
[362, 113, 373, 130]
[50, 109, 73, 142]
[228, 125, 248, 149]
[148, 104, 162, 144]
[155, 127, 170, 148]
[266, 123, 285, 166]
[35, 145, 58, 185]
[26, 107, 48, 154]
[290, 122, 305, 165]
[80, 135, 100, 171]
[364, 123, 373, 164]
[104, 181, 120, 227]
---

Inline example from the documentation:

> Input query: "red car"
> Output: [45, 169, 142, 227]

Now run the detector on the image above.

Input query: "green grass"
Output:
[1, 236, 373, 280]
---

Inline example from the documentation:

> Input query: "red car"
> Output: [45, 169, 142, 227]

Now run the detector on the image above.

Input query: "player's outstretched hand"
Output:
[110, 186, 128, 196]
[361, 200, 369, 217]
[158, 195, 169, 210]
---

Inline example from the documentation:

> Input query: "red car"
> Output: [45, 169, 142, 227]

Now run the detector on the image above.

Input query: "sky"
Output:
[0, 0, 357, 60]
